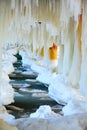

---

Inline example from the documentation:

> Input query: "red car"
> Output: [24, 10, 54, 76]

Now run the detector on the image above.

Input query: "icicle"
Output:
[20, 0, 23, 13]
[62, 17, 74, 76]
[67, 0, 82, 21]
[68, 14, 82, 87]
[57, 44, 64, 73]
[35, 0, 38, 7]
[11, 0, 15, 9]
[79, 0, 87, 97]
[32, 24, 37, 54]
[43, 23, 49, 67]
[60, 0, 70, 29]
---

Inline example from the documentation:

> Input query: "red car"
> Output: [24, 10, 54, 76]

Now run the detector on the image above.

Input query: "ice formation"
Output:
[30, 105, 59, 119]
[0, 0, 87, 129]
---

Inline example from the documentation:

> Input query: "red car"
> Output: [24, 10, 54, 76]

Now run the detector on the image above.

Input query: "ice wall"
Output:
[0, 0, 87, 101]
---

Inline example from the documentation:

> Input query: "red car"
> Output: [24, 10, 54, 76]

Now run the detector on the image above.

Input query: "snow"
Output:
[0, 48, 16, 125]
[63, 98, 87, 115]
[2, 61, 14, 74]
[2, 72, 10, 83]
[0, 83, 14, 105]
[2, 51, 17, 63]
[30, 105, 59, 119]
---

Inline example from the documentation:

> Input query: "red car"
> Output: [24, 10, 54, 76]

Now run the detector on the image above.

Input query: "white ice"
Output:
[30, 105, 59, 119]
[0, 48, 18, 125]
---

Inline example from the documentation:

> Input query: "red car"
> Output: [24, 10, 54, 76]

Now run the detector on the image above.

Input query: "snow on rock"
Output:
[48, 74, 84, 104]
[30, 105, 59, 119]
[2, 72, 10, 83]
[7, 48, 18, 55]
[0, 119, 18, 130]
[0, 49, 15, 106]
[48, 74, 73, 104]
[48, 73, 87, 116]
[2, 52, 17, 63]
[16, 114, 87, 130]
[31, 64, 47, 74]
[63, 98, 87, 115]
[19, 50, 34, 66]
[0, 105, 15, 125]
[2, 61, 14, 74]
[37, 71, 57, 85]
[0, 82, 14, 105]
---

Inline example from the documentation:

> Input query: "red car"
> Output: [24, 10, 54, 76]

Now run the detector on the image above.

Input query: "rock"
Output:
[12, 83, 30, 89]
[9, 72, 37, 80]
[12, 90, 57, 109]
[16, 113, 87, 130]
[0, 119, 18, 130]
[14, 53, 22, 60]
[0, 105, 7, 114]
[6, 105, 24, 112]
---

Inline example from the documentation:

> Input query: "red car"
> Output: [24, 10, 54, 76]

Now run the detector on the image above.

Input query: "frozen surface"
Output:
[0, 82, 14, 105]
[30, 105, 59, 119]
[16, 113, 87, 130]
[0, 49, 16, 107]
[2, 51, 17, 63]
[2, 61, 14, 74]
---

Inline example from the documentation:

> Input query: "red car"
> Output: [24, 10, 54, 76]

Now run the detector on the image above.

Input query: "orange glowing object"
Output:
[49, 43, 58, 60]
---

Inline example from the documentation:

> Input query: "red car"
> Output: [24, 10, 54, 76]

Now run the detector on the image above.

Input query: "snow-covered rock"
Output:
[2, 72, 10, 83]
[0, 119, 18, 130]
[0, 105, 15, 125]
[0, 82, 14, 105]
[2, 61, 14, 74]
[37, 71, 57, 84]
[63, 98, 87, 115]
[16, 114, 87, 130]
[30, 105, 59, 119]
[2, 52, 17, 63]
[48, 74, 84, 104]
[7, 48, 18, 55]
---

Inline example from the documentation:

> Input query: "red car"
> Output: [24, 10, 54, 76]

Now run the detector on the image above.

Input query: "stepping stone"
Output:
[9, 72, 37, 80]
[12, 90, 57, 109]
[12, 83, 31, 89]
[10, 79, 48, 91]
[13, 61, 22, 67]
